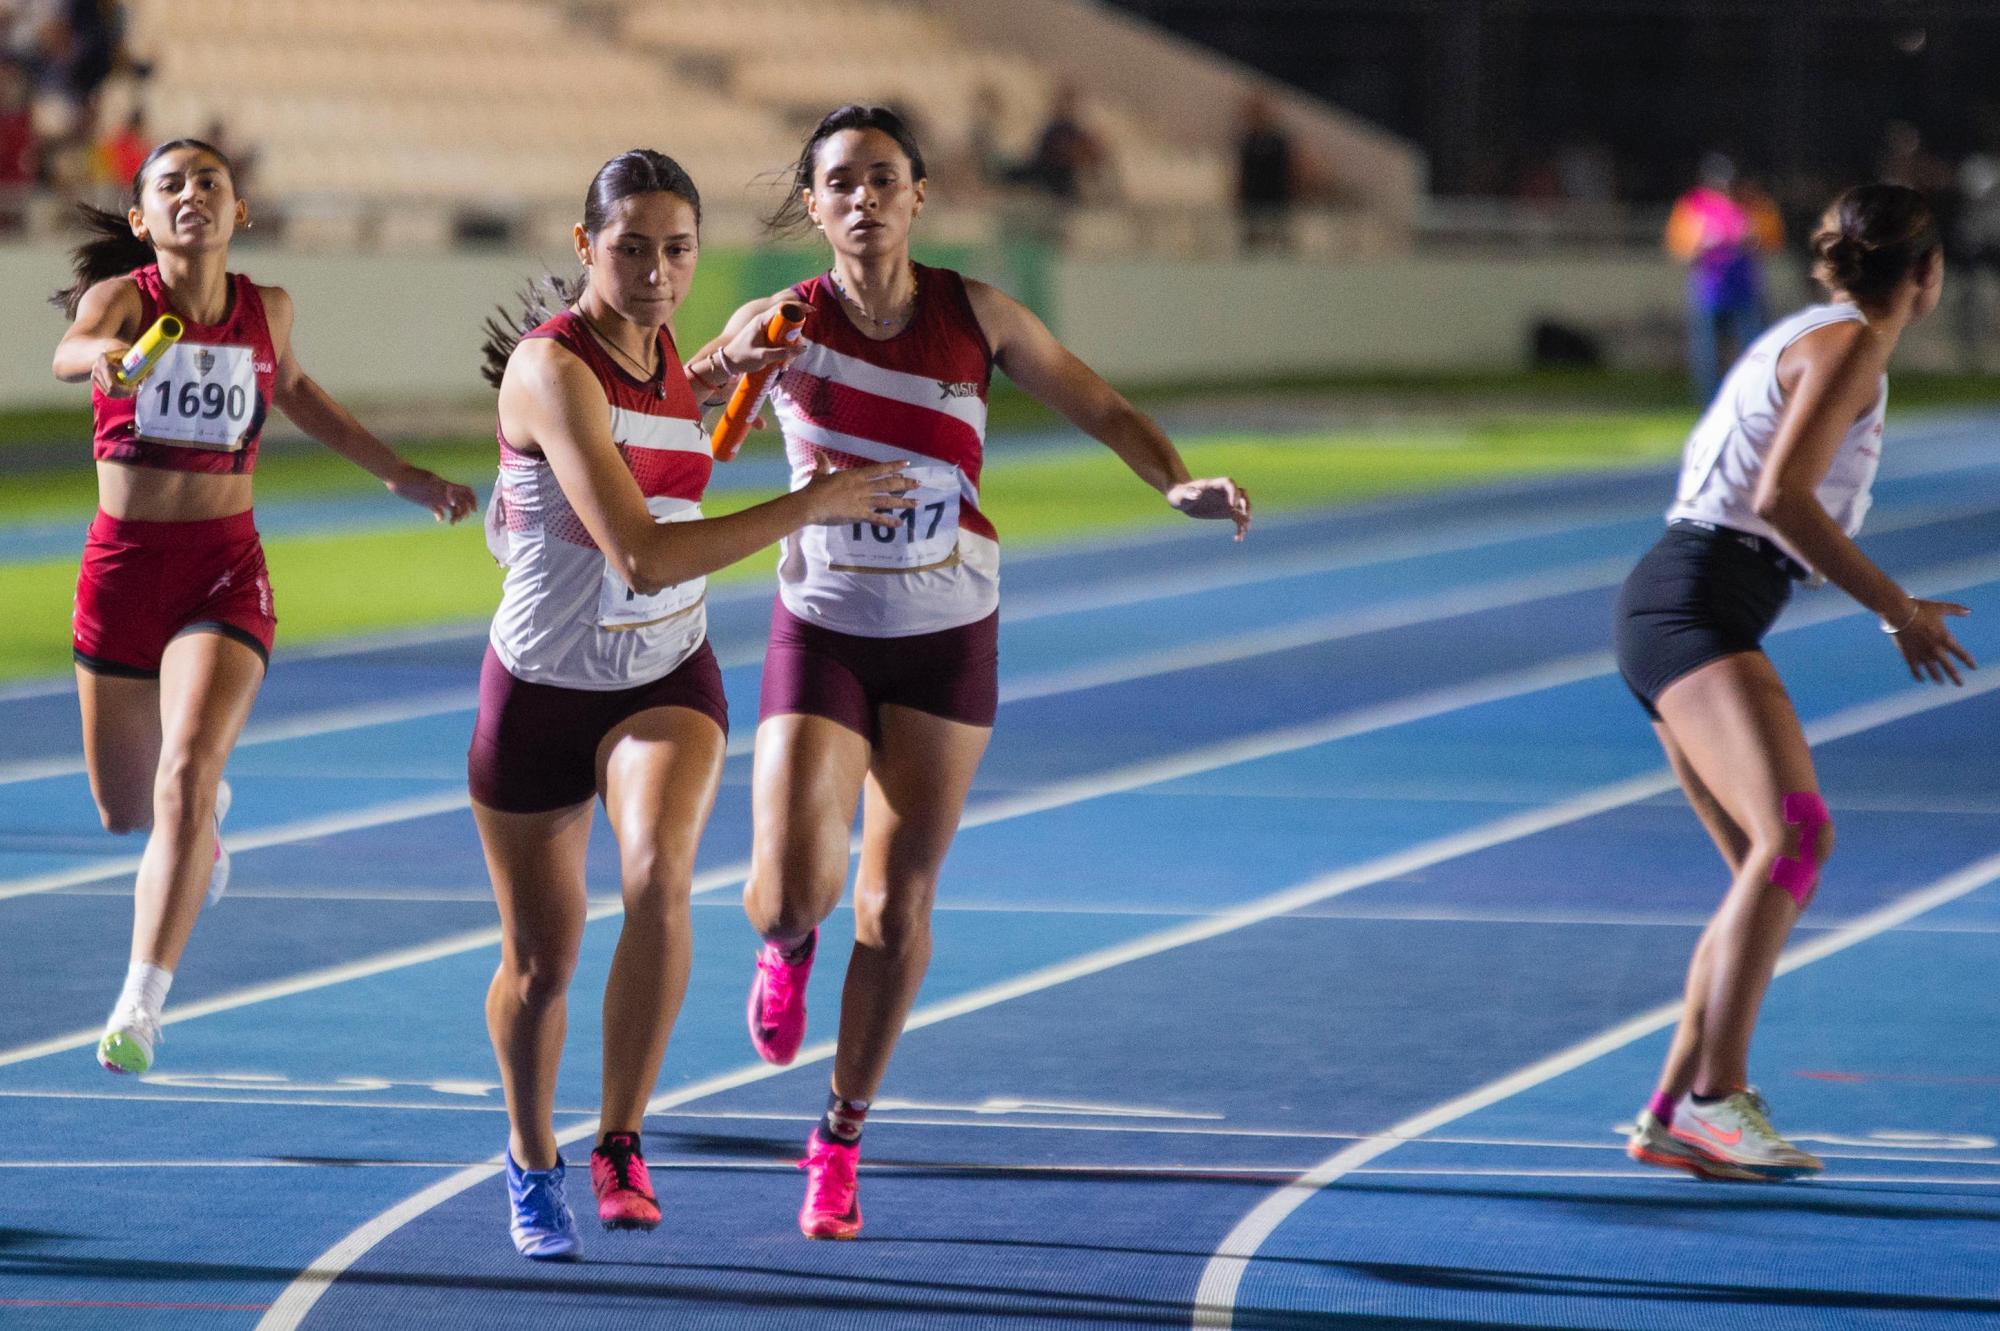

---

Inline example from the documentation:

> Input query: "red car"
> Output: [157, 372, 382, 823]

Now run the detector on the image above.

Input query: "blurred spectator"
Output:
[962, 83, 1012, 193]
[1234, 91, 1295, 253]
[0, 55, 35, 229]
[92, 101, 139, 184]
[39, 0, 119, 136]
[1014, 83, 1110, 203]
[1877, 120, 1952, 193]
[1664, 153, 1783, 402]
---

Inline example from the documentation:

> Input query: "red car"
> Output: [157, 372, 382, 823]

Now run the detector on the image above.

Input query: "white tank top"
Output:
[1667, 302, 1887, 573]
[485, 313, 713, 690]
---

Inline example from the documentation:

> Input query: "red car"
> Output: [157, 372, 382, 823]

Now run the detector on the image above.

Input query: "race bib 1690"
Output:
[133, 342, 258, 450]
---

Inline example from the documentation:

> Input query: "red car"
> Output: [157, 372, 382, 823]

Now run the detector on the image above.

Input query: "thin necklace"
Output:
[576, 307, 663, 397]
[830, 264, 918, 330]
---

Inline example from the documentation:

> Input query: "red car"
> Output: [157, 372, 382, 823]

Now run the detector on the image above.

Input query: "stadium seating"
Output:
[123, 0, 1239, 243]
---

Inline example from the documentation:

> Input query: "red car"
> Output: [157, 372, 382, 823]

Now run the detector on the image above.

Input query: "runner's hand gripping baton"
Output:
[710, 302, 808, 462]
[114, 315, 184, 388]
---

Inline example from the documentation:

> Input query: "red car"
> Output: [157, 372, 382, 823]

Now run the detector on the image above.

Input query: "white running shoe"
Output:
[96, 1004, 161, 1075]
[205, 779, 232, 908]
[1627, 1109, 1768, 1181]
[1668, 1089, 1824, 1178]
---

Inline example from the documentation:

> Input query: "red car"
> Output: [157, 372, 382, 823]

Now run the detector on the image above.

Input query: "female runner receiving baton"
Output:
[704, 105, 1251, 1240]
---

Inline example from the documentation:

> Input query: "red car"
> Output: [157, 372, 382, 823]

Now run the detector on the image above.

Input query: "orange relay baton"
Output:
[711, 301, 808, 462]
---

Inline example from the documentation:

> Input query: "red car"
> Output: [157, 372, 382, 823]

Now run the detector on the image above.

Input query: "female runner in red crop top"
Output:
[51, 137, 477, 1075]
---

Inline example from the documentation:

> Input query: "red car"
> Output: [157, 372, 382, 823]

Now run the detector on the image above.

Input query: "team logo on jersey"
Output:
[195, 349, 216, 375]
[937, 380, 981, 400]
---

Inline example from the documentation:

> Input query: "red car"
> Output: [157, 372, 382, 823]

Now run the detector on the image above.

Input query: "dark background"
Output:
[1107, 0, 1996, 201]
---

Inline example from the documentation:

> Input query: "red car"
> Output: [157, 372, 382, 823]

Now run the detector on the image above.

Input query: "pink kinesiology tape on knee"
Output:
[1769, 792, 1829, 908]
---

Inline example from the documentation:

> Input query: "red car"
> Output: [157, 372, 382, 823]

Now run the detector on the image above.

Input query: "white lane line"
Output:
[0, 1087, 572, 1114]
[0, 690, 481, 787]
[1001, 559, 1631, 704]
[0, 849, 755, 1067]
[1189, 846, 2000, 1329]
[1001, 505, 1649, 623]
[18, 1157, 1997, 1185]
[0, 790, 473, 902]
[256, 672, 2000, 1331]
[1003, 485, 2000, 626]
[5, 1086, 1990, 1170]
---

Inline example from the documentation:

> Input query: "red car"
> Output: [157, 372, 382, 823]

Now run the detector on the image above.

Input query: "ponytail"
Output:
[479, 273, 584, 390]
[50, 204, 153, 318]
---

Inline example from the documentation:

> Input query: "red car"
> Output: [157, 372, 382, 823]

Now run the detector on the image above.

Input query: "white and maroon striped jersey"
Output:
[485, 310, 713, 689]
[766, 265, 997, 637]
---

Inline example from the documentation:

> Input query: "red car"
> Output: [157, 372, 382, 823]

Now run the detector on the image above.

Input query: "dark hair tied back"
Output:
[478, 148, 701, 389]
[1811, 183, 1939, 303]
[51, 137, 234, 318]
[765, 105, 928, 237]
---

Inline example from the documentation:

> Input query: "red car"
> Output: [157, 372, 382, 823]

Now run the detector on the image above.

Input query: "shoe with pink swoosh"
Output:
[747, 931, 815, 1065]
[798, 1130, 862, 1239]
[1666, 1089, 1823, 1178]
[1627, 1109, 1768, 1181]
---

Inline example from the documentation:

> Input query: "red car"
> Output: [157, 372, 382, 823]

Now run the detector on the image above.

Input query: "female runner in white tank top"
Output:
[1613, 185, 1971, 1181]
[700, 106, 1251, 1240]
[472, 150, 911, 1260]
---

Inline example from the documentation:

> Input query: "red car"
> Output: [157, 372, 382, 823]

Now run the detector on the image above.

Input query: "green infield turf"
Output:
[0, 411, 1692, 681]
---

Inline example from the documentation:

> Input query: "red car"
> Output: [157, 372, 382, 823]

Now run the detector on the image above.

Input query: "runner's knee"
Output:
[852, 877, 936, 953]
[149, 750, 222, 832]
[502, 945, 577, 1009]
[619, 846, 695, 919]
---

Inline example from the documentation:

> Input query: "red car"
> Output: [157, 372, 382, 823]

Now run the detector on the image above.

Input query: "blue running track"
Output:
[2, 414, 1998, 1329]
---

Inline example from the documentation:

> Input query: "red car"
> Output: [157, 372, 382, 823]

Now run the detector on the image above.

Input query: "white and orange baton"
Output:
[711, 302, 808, 462]
[114, 315, 184, 388]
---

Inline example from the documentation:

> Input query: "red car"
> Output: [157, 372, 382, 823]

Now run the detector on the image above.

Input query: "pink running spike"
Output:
[748, 931, 816, 1065]
[798, 1130, 862, 1239]
[1770, 792, 1829, 908]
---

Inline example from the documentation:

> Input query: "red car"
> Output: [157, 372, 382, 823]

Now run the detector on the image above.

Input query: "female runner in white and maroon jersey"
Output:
[51, 138, 475, 1079]
[703, 106, 1251, 1240]
[471, 149, 912, 1261]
